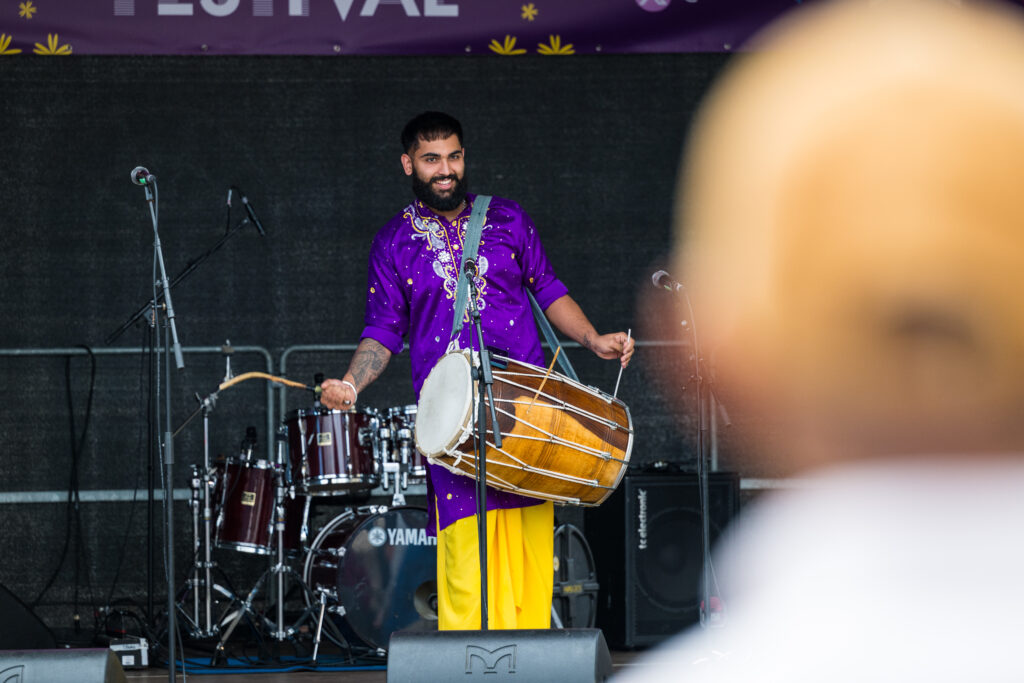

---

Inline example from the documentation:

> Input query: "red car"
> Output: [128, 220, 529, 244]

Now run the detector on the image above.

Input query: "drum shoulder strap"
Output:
[528, 290, 579, 382]
[450, 194, 492, 343]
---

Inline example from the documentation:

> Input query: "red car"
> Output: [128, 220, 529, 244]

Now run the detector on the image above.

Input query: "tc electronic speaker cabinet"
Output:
[586, 472, 740, 648]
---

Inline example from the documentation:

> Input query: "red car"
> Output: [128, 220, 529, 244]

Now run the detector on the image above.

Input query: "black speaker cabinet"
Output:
[0, 583, 55, 650]
[585, 472, 740, 649]
[0, 649, 126, 683]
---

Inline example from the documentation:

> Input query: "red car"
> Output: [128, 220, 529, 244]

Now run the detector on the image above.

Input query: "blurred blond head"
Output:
[675, 0, 1024, 471]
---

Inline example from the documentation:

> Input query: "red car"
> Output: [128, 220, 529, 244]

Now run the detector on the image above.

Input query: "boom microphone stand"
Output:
[129, 168, 185, 682]
[463, 259, 504, 630]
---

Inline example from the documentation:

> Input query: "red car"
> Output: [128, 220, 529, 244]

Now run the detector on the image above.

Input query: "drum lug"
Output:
[327, 605, 347, 617]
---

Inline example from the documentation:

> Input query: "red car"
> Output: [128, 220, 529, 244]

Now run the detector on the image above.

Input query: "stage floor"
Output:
[122, 650, 645, 681]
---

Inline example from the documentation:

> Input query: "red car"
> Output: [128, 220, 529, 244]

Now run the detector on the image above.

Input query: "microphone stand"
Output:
[105, 212, 257, 346]
[675, 286, 727, 630]
[138, 180, 186, 683]
[463, 264, 503, 630]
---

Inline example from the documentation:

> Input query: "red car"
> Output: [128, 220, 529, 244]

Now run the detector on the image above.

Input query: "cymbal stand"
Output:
[171, 357, 239, 639]
[270, 433, 299, 642]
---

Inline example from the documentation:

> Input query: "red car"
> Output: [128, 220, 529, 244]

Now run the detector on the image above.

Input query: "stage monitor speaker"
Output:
[586, 472, 741, 649]
[0, 648, 127, 683]
[387, 628, 612, 682]
[0, 583, 56, 650]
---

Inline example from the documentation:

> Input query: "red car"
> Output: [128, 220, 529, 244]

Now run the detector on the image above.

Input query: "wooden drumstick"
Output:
[526, 346, 561, 415]
[218, 371, 316, 393]
[613, 328, 631, 399]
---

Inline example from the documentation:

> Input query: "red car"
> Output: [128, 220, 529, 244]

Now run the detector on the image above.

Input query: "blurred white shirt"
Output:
[614, 460, 1024, 682]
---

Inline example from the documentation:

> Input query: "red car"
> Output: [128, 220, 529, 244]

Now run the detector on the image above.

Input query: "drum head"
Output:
[416, 352, 473, 457]
[307, 507, 438, 652]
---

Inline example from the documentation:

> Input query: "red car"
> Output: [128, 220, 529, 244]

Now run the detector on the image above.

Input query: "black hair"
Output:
[401, 111, 464, 154]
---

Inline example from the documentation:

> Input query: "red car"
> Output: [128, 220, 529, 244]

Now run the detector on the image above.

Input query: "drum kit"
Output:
[176, 389, 436, 663]
[175, 348, 634, 663]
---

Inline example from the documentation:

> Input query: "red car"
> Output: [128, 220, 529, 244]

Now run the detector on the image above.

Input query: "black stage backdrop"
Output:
[0, 54, 770, 633]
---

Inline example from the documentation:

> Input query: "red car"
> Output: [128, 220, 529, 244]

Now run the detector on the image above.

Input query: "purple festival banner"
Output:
[0, 0, 800, 56]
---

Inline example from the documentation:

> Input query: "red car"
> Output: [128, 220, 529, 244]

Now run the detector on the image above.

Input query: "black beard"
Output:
[412, 171, 469, 212]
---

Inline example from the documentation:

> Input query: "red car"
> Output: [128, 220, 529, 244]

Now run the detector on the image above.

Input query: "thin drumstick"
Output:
[219, 371, 316, 393]
[613, 328, 632, 399]
[525, 346, 561, 415]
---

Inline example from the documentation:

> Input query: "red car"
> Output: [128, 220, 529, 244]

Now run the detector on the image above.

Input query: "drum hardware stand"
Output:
[210, 435, 317, 665]
[379, 422, 408, 506]
[463, 258, 504, 630]
[171, 388, 225, 639]
[310, 586, 356, 664]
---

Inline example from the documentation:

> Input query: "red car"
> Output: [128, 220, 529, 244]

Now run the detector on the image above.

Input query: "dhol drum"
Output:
[215, 458, 304, 555]
[303, 506, 437, 653]
[415, 350, 633, 506]
[285, 408, 380, 495]
[386, 405, 427, 483]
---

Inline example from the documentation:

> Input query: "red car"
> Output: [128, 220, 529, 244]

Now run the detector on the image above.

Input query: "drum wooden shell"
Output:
[416, 353, 633, 506]
[285, 408, 380, 494]
[215, 458, 304, 555]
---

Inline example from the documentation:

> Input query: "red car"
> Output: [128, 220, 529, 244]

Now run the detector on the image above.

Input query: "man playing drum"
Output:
[321, 111, 634, 630]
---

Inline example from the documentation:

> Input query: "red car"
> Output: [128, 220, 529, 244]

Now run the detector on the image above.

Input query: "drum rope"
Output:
[490, 404, 617, 460]
[481, 443, 612, 489]
[449, 457, 591, 505]
[491, 354, 612, 399]
[488, 377, 633, 434]
[434, 423, 614, 488]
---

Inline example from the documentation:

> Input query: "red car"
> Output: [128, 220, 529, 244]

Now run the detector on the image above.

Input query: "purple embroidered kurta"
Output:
[361, 193, 569, 533]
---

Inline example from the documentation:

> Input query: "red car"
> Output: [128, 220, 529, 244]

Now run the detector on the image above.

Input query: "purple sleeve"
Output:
[360, 230, 408, 355]
[519, 211, 569, 309]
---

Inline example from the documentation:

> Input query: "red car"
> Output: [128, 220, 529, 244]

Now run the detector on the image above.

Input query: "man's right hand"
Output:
[320, 378, 357, 410]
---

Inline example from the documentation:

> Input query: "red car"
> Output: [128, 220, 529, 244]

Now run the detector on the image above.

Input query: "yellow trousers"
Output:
[436, 501, 554, 630]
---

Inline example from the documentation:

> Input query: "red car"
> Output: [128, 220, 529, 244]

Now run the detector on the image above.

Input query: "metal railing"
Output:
[0, 345, 273, 504]
[1, 340, 795, 503]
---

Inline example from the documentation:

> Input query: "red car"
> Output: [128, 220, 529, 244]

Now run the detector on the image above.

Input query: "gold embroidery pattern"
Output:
[406, 200, 488, 312]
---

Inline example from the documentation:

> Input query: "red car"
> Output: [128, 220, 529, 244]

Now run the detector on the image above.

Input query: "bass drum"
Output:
[303, 506, 438, 653]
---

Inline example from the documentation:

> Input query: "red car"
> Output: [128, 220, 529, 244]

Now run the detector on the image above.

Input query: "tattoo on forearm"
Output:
[348, 339, 390, 389]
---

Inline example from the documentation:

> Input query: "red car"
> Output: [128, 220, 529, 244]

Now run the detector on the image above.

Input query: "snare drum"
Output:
[415, 351, 633, 506]
[285, 408, 380, 494]
[215, 458, 304, 555]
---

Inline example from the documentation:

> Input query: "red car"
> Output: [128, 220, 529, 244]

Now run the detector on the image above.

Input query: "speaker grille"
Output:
[586, 472, 740, 648]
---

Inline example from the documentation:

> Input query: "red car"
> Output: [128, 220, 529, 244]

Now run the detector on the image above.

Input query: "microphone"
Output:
[652, 269, 685, 292]
[463, 258, 478, 277]
[240, 193, 267, 237]
[130, 166, 156, 186]
[241, 425, 258, 460]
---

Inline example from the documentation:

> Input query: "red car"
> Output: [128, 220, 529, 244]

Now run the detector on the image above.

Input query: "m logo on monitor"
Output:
[465, 644, 517, 674]
[0, 664, 25, 683]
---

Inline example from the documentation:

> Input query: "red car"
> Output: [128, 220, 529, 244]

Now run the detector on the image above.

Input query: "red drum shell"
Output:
[215, 459, 303, 555]
[285, 409, 380, 494]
